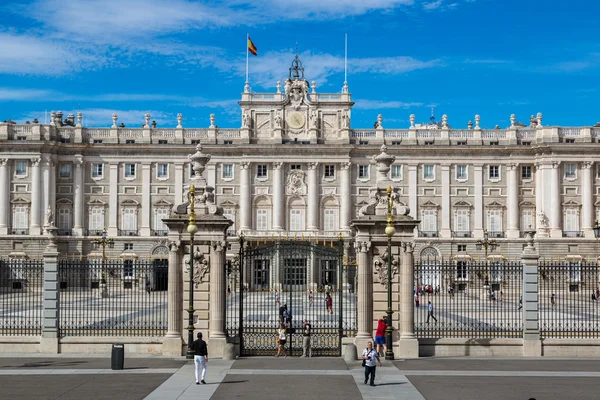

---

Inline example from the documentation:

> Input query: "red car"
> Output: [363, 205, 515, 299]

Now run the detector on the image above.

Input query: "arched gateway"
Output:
[225, 237, 357, 356]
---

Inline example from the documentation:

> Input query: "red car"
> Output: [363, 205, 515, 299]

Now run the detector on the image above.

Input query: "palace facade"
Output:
[1, 55, 600, 264]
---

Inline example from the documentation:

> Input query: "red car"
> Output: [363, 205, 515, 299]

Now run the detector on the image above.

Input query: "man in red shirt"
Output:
[374, 316, 387, 356]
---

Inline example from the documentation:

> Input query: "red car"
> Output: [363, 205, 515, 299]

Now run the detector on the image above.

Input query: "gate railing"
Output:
[0, 257, 44, 336]
[414, 260, 523, 338]
[58, 258, 168, 337]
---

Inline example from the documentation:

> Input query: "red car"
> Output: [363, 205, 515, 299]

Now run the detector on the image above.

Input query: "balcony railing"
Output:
[10, 228, 29, 235]
[119, 230, 139, 236]
[57, 229, 72, 236]
[420, 231, 439, 238]
[87, 229, 104, 236]
[453, 231, 472, 238]
[563, 231, 584, 238]
[487, 231, 504, 238]
[152, 230, 168, 236]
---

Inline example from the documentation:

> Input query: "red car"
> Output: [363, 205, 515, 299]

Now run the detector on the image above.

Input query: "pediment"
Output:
[519, 201, 535, 207]
[219, 200, 238, 207]
[87, 199, 106, 206]
[120, 199, 140, 207]
[562, 199, 580, 207]
[453, 200, 472, 208]
[56, 198, 73, 205]
[10, 197, 30, 204]
[486, 200, 505, 208]
[153, 199, 172, 207]
[421, 200, 439, 208]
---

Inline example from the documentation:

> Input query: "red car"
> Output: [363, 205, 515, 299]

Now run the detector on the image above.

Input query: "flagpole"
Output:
[245, 33, 249, 90]
[343, 33, 348, 93]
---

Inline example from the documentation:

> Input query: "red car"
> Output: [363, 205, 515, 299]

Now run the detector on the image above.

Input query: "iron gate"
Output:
[226, 237, 357, 356]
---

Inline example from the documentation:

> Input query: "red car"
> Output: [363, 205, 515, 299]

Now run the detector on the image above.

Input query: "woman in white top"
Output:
[276, 324, 287, 358]
[361, 341, 382, 386]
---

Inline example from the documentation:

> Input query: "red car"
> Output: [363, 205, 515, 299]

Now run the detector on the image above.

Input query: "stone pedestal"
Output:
[521, 231, 542, 356]
[41, 226, 60, 354]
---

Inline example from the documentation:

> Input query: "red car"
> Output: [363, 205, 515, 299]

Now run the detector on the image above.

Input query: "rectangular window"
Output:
[223, 208, 236, 236]
[158, 140, 168, 144]
[391, 165, 402, 180]
[157, 164, 168, 178]
[124, 243, 134, 251]
[457, 244, 467, 252]
[222, 164, 233, 179]
[565, 163, 577, 179]
[124, 163, 136, 178]
[89, 208, 104, 230]
[123, 259, 134, 277]
[13, 206, 28, 229]
[290, 209, 305, 231]
[154, 208, 169, 232]
[521, 166, 532, 179]
[564, 209, 579, 232]
[489, 165, 499, 179]
[423, 165, 435, 180]
[455, 209, 469, 232]
[257, 164, 267, 178]
[324, 165, 335, 178]
[456, 165, 467, 180]
[92, 163, 103, 178]
[256, 209, 269, 230]
[58, 208, 71, 230]
[421, 210, 437, 233]
[15, 161, 27, 176]
[122, 208, 137, 232]
[324, 209, 337, 231]
[487, 209, 502, 232]
[521, 210, 536, 231]
[125, 139, 135, 144]
[59, 164, 71, 178]
[358, 165, 370, 179]
[290, 164, 302, 170]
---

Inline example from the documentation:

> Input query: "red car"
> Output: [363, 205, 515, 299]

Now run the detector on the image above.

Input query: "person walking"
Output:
[326, 293, 333, 314]
[279, 304, 286, 324]
[362, 341, 382, 387]
[308, 290, 314, 307]
[551, 293, 556, 309]
[374, 316, 387, 356]
[427, 301, 438, 324]
[190, 332, 208, 385]
[275, 291, 280, 305]
[302, 319, 312, 357]
[276, 323, 287, 358]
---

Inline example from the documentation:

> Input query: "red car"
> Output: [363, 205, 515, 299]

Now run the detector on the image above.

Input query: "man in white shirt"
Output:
[361, 341, 382, 387]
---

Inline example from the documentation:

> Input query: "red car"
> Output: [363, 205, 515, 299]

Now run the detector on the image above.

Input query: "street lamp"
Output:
[384, 185, 396, 361]
[92, 228, 114, 297]
[186, 185, 198, 360]
[476, 229, 497, 286]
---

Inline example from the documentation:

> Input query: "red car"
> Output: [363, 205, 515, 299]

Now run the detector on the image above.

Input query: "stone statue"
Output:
[242, 113, 250, 128]
[310, 110, 317, 129]
[342, 110, 350, 129]
[538, 212, 549, 229]
[274, 112, 282, 128]
[45, 205, 54, 226]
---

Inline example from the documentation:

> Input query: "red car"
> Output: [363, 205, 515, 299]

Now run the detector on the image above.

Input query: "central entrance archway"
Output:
[226, 238, 357, 356]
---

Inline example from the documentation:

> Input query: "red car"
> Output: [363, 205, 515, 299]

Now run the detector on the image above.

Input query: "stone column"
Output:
[41, 234, 60, 353]
[239, 162, 252, 230]
[48, 158, 57, 221]
[398, 242, 418, 358]
[41, 156, 51, 226]
[440, 164, 451, 238]
[473, 164, 484, 237]
[163, 240, 183, 355]
[272, 162, 284, 230]
[550, 162, 561, 238]
[355, 240, 372, 339]
[72, 156, 84, 236]
[408, 164, 418, 221]
[506, 163, 520, 238]
[0, 158, 9, 235]
[535, 162, 547, 238]
[340, 162, 352, 231]
[581, 161, 594, 238]
[307, 162, 319, 231]
[210, 240, 226, 338]
[174, 163, 184, 205]
[30, 157, 42, 235]
[521, 232, 541, 356]
[140, 163, 151, 236]
[108, 163, 119, 236]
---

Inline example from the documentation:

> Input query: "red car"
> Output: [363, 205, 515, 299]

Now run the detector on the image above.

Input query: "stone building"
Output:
[1, 54, 600, 265]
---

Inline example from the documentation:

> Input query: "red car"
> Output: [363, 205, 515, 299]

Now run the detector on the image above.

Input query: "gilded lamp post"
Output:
[92, 228, 114, 298]
[186, 185, 197, 360]
[384, 185, 396, 360]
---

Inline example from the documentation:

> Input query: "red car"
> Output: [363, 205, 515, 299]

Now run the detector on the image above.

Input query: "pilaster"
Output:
[239, 162, 252, 230]
[72, 156, 84, 236]
[163, 226, 184, 356]
[581, 161, 594, 238]
[440, 164, 451, 238]
[340, 162, 352, 231]
[550, 161, 562, 238]
[0, 158, 9, 235]
[272, 162, 284, 230]
[473, 164, 484, 237]
[209, 240, 226, 338]
[506, 163, 520, 238]
[408, 164, 418, 221]
[398, 242, 418, 358]
[30, 157, 42, 235]
[307, 162, 319, 231]
[108, 163, 119, 236]
[140, 163, 151, 236]
[355, 240, 372, 340]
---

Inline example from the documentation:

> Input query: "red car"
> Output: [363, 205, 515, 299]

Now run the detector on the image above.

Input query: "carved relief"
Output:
[285, 170, 307, 195]
[184, 249, 210, 287]
[374, 249, 399, 288]
[255, 113, 271, 138]
[358, 188, 379, 217]
[354, 241, 371, 253]
[323, 114, 337, 139]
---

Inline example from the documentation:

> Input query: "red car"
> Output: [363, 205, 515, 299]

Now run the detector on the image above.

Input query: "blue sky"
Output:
[0, 0, 598, 129]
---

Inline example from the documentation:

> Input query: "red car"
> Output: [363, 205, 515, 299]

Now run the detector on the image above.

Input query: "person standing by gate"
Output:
[325, 293, 333, 314]
[302, 319, 312, 357]
[276, 323, 287, 358]
[427, 301, 438, 324]
[190, 332, 208, 384]
[362, 341, 382, 387]
[374, 316, 387, 356]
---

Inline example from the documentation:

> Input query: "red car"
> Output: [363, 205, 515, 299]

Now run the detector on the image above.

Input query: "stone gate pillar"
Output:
[398, 242, 418, 358]
[41, 225, 59, 353]
[355, 240, 372, 341]
[210, 240, 226, 338]
[521, 231, 541, 356]
[163, 239, 183, 356]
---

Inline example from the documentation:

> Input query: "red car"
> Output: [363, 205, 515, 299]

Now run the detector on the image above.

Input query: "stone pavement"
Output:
[2, 354, 600, 399]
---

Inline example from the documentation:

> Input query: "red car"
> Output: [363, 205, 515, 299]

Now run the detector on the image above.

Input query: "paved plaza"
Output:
[2, 354, 600, 399]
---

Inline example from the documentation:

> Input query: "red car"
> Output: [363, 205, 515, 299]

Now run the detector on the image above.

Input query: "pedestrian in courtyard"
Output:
[362, 341, 382, 387]
[326, 293, 333, 314]
[374, 316, 387, 356]
[500, 290, 505, 302]
[414, 293, 420, 308]
[302, 319, 312, 357]
[284, 306, 292, 327]
[348, 282, 352, 294]
[427, 301, 438, 324]
[308, 290, 314, 306]
[276, 323, 287, 358]
[275, 291, 280, 305]
[551, 293, 556, 309]
[145, 277, 150, 295]
[279, 304, 286, 324]
[518, 296, 523, 310]
[190, 332, 208, 385]
[227, 286, 231, 298]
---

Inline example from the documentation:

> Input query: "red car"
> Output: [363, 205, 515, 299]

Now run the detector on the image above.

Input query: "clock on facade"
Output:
[286, 111, 306, 129]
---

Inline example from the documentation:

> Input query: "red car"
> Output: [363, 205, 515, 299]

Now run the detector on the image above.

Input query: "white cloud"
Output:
[355, 100, 424, 109]
[423, 0, 444, 10]
[0, 88, 57, 101]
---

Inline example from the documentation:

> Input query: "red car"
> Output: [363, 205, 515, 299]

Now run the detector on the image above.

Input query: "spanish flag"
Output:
[248, 36, 258, 56]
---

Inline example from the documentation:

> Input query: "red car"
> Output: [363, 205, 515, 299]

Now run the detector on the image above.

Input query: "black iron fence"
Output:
[414, 260, 523, 338]
[0, 258, 44, 336]
[58, 258, 168, 336]
[539, 261, 600, 338]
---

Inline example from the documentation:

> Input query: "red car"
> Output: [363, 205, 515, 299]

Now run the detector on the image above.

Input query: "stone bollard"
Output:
[344, 343, 358, 363]
[223, 342, 236, 360]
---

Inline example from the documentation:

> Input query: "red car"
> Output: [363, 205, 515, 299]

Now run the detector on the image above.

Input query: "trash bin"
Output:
[111, 344, 124, 370]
